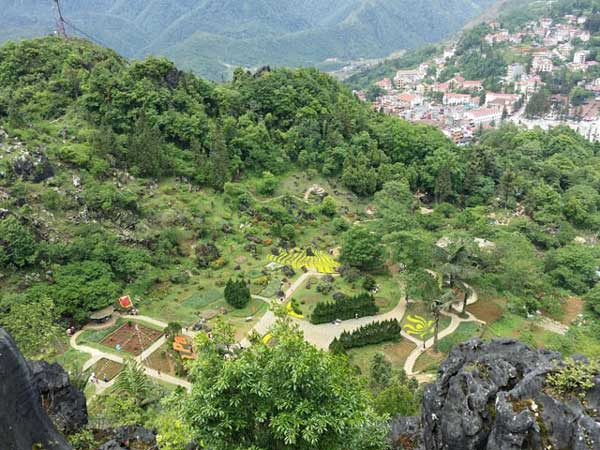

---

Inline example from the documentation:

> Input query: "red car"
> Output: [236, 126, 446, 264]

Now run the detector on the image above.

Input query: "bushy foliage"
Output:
[329, 320, 402, 353]
[0, 216, 37, 268]
[341, 227, 385, 271]
[176, 322, 389, 450]
[311, 292, 378, 324]
[224, 278, 251, 309]
[546, 358, 600, 399]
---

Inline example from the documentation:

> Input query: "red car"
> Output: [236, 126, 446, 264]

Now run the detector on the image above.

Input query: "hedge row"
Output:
[329, 319, 402, 353]
[310, 292, 378, 324]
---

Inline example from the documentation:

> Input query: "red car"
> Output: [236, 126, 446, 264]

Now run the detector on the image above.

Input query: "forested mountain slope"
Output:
[2, 0, 497, 79]
[1, 36, 600, 450]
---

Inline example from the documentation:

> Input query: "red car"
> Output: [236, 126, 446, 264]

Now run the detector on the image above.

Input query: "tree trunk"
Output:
[433, 314, 440, 352]
[461, 286, 470, 314]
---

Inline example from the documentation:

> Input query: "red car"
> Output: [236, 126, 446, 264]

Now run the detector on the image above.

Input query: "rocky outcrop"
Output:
[98, 426, 158, 450]
[29, 360, 88, 435]
[0, 328, 71, 450]
[391, 338, 600, 450]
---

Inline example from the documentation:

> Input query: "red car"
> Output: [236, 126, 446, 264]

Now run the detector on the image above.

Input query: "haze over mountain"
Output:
[2, 0, 498, 79]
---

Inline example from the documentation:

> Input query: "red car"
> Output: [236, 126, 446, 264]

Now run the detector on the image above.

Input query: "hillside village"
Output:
[357, 13, 600, 144]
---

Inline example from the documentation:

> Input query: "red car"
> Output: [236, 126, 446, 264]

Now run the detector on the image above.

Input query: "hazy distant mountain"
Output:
[1, 0, 498, 79]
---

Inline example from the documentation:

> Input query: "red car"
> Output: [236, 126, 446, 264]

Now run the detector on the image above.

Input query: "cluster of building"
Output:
[357, 14, 600, 143]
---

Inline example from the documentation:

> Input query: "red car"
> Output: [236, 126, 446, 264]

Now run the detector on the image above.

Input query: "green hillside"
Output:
[2, 0, 497, 79]
[1, 38, 599, 449]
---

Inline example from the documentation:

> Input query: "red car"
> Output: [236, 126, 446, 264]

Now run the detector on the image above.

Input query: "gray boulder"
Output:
[0, 328, 71, 450]
[391, 338, 600, 450]
[29, 360, 88, 435]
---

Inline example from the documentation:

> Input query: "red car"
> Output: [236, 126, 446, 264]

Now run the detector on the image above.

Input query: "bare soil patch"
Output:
[101, 323, 162, 356]
[91, 359, 122, 381]
[467, 298, 504, 325]
[561, 297, 584, 325]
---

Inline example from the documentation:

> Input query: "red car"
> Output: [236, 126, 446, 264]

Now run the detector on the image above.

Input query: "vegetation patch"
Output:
[268, 248, 339, 274]
[311, 292, 379, 324]
[330, 319, 402, 353]
[100, 323, 163, 356]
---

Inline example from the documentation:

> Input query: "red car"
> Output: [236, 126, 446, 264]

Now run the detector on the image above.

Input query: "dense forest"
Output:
[1, 0, 497, 79]
[0, 37, 599, 449]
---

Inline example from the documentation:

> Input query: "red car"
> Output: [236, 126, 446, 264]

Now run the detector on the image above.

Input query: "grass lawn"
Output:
[436, 322, 484, 354]
[348, 339, 417, 380]
[50, 347, 91, 373]
[145, 343, 180, 376]
[91, 359, 122, 382]
[414, 349, 445, 374]
[293, 274, 402, 319]
[466, 296, 505, 325]
[78, 320, 124, 345]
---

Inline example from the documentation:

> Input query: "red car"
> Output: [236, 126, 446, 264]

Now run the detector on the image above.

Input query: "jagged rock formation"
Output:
[98, 426, 158, 450]
[29, 360, 88, 435]
[0, 328, 71, 450]
[391, 338, 600, 450]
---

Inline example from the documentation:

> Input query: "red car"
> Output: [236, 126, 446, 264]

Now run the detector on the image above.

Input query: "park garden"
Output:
[0, 38, 599, 447]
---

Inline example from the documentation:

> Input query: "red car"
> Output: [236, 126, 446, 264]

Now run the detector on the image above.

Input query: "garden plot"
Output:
[268, 248, 339, 274]
[101, 323, 163, 356]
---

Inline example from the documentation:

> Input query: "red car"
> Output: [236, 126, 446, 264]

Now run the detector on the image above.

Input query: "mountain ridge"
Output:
[2, 0, 498, 79]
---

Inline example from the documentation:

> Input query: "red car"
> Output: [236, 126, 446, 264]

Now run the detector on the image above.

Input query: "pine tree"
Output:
[224, 279, 250, 309]
[208, 124, 230, 191]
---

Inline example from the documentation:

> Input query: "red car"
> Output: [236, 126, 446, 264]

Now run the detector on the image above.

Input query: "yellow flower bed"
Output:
[267, 248, 339, 274]
[286, 302, 304, 319]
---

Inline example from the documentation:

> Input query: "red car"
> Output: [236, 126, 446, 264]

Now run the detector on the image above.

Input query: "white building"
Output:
[465, 108, 503, 127]
[574, 50, 588, 64]
[532, 56, 554, 73]
[507, 63, 525, 81]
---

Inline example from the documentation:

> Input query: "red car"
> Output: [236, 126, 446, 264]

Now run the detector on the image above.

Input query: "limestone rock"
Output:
[391, 338, 600, 450]
[0, 328, 71, 450]
[29, 360, 88, 435]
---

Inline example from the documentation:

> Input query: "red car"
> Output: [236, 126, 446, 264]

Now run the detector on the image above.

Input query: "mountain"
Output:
[344, 0, 535, 89]
[1, 0, 498, 79]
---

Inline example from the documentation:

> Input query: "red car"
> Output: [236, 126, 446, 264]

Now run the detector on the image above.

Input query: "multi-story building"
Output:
[465, 108, 503, 127]
[532, 56, 554, 73]
[574, 50, 588, 64]
[507, 63, 525, 81]
[393, 70, 423, 87]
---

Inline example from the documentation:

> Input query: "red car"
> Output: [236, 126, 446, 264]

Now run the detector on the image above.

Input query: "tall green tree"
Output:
[434, 239, 479, 313]
[341, 227, 385, 271]
[127, 113, 167, 178]
[176, 321, 389, 450]
[0, 216, 37, 268]
[224, 279, 251, 309]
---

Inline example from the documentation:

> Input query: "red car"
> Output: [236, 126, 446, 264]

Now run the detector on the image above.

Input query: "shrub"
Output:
[257, 171, 278, 195]
[546, 358, 600, 399]
[316, 281, 333, 294]
[320, 197, 337, 217]
[329, 320, 402, 353]
[362, 275, 377, 292]
[224, 279, 251, 309]
[332, 218, 349, 232]
[311, 292, 378, 324]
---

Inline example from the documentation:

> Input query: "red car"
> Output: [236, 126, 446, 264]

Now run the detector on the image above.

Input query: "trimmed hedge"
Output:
[310, 292, 378, 324]
[329, 319, 402, 353]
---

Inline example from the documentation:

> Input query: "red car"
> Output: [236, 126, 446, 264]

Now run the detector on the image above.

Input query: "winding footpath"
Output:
[402, 287, 484, 382]
[71, 316, 194, 398]
[72, 271, 487, 394]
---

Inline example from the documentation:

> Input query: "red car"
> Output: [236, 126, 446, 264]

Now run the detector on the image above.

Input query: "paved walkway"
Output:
[402, 285, 484, 381]
[70, 317, 193, 399]
[294, 296, 407, 349]
[240, 270, 324, 347]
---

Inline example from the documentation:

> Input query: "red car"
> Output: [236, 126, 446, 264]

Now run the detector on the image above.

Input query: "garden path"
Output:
[402, 285, 484, 381]
[70, 322, 192, 399]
